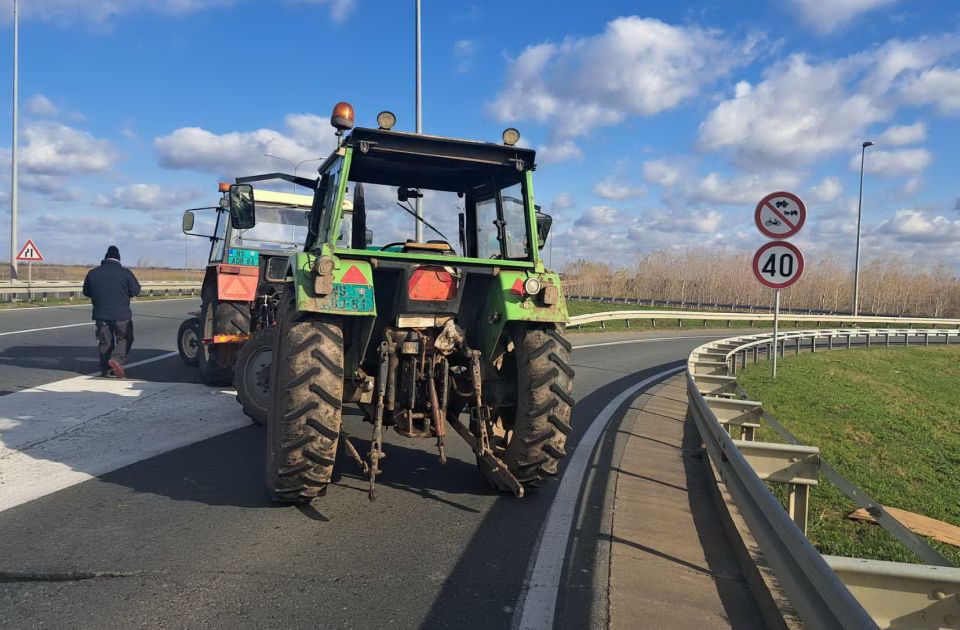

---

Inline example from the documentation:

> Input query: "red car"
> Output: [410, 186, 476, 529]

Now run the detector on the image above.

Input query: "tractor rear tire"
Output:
[234, 326, 276, 427]
[198, 285, 250, 386]
[485, 325, 575, 491]
[177, 317, 200, 367]
[265, 286, 344, 504]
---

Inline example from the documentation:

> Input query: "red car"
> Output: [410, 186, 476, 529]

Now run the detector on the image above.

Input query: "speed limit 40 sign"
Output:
[752, 241, 804, 289]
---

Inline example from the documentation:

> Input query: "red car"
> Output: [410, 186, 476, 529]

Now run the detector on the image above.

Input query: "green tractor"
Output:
[227, 103, 575, 502]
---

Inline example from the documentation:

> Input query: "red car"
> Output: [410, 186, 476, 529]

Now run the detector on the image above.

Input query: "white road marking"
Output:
[573, 334, 727, 349]
[0, 371, 248, 513]
[0, 322, 92, 337]
[516, 365, 685, 630]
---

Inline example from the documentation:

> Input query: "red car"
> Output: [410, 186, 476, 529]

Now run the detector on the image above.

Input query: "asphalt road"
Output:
[0, 300, 741, 629]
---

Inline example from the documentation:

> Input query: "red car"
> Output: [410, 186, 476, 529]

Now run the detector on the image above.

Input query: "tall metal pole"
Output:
[853, 141, 873, 317]
[414, 0, 424, 242]
[10, 0, 19, 281]
[772, 289, 780, 379]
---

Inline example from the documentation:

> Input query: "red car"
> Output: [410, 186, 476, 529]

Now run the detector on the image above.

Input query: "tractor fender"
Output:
[479, 270, 568, 359]
[289, 252, 377, 317]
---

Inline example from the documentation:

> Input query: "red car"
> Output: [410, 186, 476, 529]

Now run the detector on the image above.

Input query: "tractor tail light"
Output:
[408, 266, 457, 301]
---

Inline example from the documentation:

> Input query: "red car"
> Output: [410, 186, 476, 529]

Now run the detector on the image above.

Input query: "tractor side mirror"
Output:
[229, 184, 256, 229]
[182, 210, 195, 233]
[398, 187, 423, 202]
[535, 211, 553, 250]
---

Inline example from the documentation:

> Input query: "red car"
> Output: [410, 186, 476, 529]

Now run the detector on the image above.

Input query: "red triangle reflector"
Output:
[510, 278, 525, 295]
[341, 265, 368, 285]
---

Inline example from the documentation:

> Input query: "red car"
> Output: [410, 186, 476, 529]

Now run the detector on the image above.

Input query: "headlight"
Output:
[523, 277, 542, 296]
[502, 127, 520, 146]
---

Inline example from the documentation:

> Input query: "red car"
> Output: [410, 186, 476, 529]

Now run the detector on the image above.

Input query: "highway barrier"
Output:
[0, 281, 202, 302]
[684, 327, 960, 630]
[569, 309, 960, 330]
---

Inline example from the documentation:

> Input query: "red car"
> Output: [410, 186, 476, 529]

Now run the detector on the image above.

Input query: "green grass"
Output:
[739, 346, 960, 565]
[0, 293, 198, 309]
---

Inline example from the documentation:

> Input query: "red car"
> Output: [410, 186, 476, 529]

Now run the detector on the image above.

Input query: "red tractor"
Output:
[178, 180, 313, 425]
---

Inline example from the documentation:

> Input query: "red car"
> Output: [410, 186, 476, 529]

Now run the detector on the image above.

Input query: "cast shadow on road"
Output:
[0, 345, 196, 384]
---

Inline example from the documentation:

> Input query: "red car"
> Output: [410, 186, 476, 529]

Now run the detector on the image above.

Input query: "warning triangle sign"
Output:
[15, 239, 44, 262]
[340, 265, 368, 285]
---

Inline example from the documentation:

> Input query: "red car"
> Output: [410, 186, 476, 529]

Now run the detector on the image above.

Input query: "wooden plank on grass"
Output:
[848, 507, 960, 548]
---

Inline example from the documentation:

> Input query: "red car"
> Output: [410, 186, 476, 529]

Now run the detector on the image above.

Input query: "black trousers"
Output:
[96, 320, 134, 373]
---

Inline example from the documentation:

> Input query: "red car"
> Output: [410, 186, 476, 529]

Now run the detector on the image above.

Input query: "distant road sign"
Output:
[752, 241, 804, 289]
[15, 239, 43, 262]
[755, 192, 806, 239]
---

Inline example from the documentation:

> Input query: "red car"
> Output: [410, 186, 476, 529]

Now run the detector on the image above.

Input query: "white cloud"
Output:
[25, 94, 58, 118]
[490, 16, 757, 161]
[536, 139, 582, 163]
[296, 0, 356, 23]
[878, 121, 927, 145]
[642, 160, 682, 188]
[155, 113, 336, 177]
[574, 205, 620, 227]
[789, 0, 900, 34]
[593, 176, 645, 200]
[876, 209, 960, 243]
[19, 121, 118, 175]
[901, 67, 960, 114]
[96, 183, 202, 211]
[646, 209, 724, 234]
[810, 176, 843, 202]
[699, 37, 958, 169]
[453, 39, 477, 74]
[550, 192, 575, 212]
[853, 148, 932, 176]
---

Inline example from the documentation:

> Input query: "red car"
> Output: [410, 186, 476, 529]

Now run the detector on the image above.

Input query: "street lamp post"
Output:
[9, 0, 19, 281]
[413, 0, 424, 242]
[853, 141, 874, 317]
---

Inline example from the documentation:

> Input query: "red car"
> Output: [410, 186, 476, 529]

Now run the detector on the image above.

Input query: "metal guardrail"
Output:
[568, 309, 960, 329]
[568, 294, 944, 319]
[686, 328, 960, 630]
[0, 281, 202, 301]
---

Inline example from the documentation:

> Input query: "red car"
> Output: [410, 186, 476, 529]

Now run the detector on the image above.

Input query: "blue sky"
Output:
[0, 0, 958, 269]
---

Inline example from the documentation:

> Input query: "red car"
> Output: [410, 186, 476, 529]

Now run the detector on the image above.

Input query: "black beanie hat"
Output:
[105, 245, 121, 261]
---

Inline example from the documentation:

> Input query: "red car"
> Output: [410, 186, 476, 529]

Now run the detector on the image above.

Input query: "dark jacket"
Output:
[82, 259, 142, 321]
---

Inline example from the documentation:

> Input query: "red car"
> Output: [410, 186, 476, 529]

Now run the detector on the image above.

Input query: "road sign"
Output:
[752, 241, 804, 290]
[15, 239, 43, 261]
[755, 192, 806, 239]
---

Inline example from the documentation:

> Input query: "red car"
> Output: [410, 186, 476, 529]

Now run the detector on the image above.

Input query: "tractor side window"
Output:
[210, 211, 228, 262]
[501, 183, 528, 260]
[317, 165, 342, 245]
[476, 196, 500, 259]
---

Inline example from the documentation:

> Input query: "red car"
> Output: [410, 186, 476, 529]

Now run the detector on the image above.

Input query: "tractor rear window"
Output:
[231, 204, 308, 252]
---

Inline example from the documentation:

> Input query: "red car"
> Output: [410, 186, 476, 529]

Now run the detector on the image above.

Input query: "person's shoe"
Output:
[107, 359, 126, 379]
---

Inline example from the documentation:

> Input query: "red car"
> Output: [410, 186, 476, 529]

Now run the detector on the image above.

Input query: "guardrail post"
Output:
[885, 333, 890, 347]
[624, 319, 630, 329]
[779, 340, 785, 358]
[811, 337, 817, 353]
[600, 320, 605, 330]
[846, 334, 852, 350]
[795, 337, 801, 355]
[828, 336, 834, 350]
[924, 332, 930, 346]
[788, 484, 810, 534]
[678, 319, 683, 328]
[753, 346, 758, 364]
[866, 333, 872, 348]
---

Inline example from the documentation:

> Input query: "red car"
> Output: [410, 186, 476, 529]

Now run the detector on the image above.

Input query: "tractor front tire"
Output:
[177, 317, 200, 367]
[490, 326, 575, 491]
[198, 285, 250, 386]
[266, 287, 344, 504]
[234, 326, 276, 427]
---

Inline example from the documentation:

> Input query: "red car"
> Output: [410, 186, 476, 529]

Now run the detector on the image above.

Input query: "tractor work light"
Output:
[502, 127, 520, 146]
[331, 101, 356, 132]
[523, 276, 542, 296]
[377, 110, 397, 130]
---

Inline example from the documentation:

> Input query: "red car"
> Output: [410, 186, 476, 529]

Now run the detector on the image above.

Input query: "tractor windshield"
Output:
[231, 203, 308, 252]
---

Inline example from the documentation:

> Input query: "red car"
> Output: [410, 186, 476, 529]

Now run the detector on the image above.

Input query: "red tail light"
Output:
[408, 266, 457, 301]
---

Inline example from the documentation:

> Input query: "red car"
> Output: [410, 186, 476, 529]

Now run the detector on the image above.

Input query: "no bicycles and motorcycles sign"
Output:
[754, 192, 806, 240]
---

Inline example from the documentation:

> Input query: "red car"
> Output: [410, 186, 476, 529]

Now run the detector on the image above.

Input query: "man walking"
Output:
[82, 246, 141, 378]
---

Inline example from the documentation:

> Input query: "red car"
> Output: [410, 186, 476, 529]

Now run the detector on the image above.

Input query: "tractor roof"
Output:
[341, 127, 537, 193]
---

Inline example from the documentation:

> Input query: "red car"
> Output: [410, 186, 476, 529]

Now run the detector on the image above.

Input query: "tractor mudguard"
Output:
[479, 270, 568, 359]
[290, 252, 377, 317]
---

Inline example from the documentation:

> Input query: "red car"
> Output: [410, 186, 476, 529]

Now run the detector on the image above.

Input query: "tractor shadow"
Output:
[0, 345, 197, 388]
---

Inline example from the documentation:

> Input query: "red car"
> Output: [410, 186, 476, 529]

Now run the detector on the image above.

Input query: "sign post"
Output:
[753, 193, 807, 379]
[15, 239, 44, 301]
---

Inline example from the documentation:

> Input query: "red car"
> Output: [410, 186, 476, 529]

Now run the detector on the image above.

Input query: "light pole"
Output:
[9, 0, 19, 281]
[414, 0, 424, 242]
[264, 154, 323, 192]
[853, 140, 873, 317]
